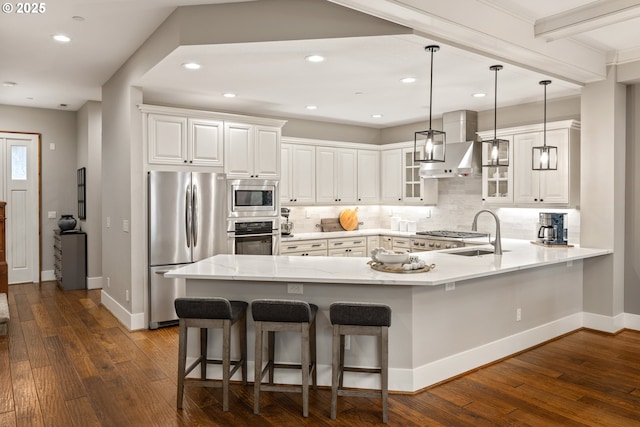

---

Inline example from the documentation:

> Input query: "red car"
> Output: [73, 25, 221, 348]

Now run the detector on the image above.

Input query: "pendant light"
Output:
[482, 65, 509, 167]
[414, 45, 445, 163]
[532, 80, 557, 170]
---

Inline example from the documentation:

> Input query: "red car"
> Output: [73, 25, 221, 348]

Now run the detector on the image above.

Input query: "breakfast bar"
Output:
[167, 240, 610, 392]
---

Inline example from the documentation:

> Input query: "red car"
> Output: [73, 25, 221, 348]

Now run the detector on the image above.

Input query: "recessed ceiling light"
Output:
[59, 104, 68, 108]
[223, 93, 236, 98]
[372, 114, 383, 118]
[305, 55, 325, 63]
[3, 81, 17, 87]
[473, 93, 487, 98]
[72, 16, 85, 21]
[52, 34, 71, 43]
[401, 77, 416, 84]
[182, 62, 201, 70]
[305, 105, 318, 110]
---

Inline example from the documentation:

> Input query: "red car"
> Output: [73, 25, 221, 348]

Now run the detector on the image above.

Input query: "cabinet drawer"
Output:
[392, 237, 410, 250]
[284, 249, 328, 257]
[328, 237, 366, 249]
[280, 239, 327, 254]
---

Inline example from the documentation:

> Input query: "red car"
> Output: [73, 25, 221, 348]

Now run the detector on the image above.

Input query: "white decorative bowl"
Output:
[376, 252, 409, 265]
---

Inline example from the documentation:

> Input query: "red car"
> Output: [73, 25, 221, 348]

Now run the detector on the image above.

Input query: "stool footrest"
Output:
[342, 366, 382, 374]
[338, 389, 382, 399]
[259, 384, 303, 394]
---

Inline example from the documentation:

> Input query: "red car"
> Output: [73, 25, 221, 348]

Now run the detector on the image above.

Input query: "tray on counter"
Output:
[367, 260, 436, 274]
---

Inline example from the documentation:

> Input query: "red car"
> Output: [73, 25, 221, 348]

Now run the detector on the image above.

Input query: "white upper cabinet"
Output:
[479, 120, 580, 207]
[188, 118, 224, 166]
[357, 150, 380, 204]
[224, 123, 281, 179]
[513, 129, 570, 205]
[141, 105, 286, 172]
[281, 143, 315, 204]
[147, 114, 188, 165]
[381, 149, 403, 203]
[316, 147, 357, 204]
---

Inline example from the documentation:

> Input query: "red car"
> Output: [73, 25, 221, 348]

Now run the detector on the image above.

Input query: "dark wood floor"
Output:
[2, 282, 640, 426]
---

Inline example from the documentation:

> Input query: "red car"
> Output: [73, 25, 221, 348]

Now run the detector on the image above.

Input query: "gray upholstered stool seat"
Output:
[252, 299, 318, 417]
[175, 297, 248, 412]
[330, 302, 391, 423]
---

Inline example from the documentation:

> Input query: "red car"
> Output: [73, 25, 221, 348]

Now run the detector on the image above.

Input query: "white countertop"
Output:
[280, 228, 415, 241]
[166, 239, 611, 286]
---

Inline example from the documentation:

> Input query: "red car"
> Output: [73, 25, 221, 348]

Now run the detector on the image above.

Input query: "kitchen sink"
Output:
[447, 248, 510, 256]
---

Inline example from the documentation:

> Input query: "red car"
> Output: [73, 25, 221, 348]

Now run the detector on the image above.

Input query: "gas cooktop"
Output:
[415, 230, 489, 239]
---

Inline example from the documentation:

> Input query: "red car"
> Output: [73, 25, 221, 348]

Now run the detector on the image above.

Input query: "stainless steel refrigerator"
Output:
[148, 171, 227, 329]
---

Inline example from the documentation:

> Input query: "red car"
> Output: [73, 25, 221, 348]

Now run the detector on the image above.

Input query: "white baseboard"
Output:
[100, 290, 146, 331]
[87, 276, 102, 290]
[410, 313, 583, 392]
[622, 313, 640, 331]
[583, 311, 626, 333]
[41, 270, 55, 282]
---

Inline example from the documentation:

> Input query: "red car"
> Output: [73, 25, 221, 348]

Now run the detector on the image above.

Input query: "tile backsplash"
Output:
[283, 177, 580, 244]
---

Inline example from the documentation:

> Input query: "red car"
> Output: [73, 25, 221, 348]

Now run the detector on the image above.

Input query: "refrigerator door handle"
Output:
[185, 185, 192, 248]
[192, 184, 198, 248]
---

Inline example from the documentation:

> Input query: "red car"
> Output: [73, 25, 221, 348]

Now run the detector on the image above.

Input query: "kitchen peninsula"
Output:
[167, 240, 610, 392]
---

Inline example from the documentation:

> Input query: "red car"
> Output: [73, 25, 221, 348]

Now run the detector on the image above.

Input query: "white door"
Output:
[0, 133, 39, 284]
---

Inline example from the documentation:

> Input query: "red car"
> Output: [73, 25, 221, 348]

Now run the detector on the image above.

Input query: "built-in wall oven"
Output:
[227, 218, 280, 255]
[228, 179, 278, 218]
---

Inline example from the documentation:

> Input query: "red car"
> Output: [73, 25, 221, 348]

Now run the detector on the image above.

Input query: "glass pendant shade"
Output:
[532, 145, 558, 170]
[414, 129, 445, 163]
[414, 45, 446, 163]
[482, 138, 509, 167]
[532, 80, 557, 170]
[482, 65, 509, 167]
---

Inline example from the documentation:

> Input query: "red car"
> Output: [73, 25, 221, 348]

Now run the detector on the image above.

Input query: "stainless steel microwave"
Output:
[227, 179, 279, 217]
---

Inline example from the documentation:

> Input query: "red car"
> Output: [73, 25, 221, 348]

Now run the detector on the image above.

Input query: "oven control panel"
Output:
[410, 238, 463, 252]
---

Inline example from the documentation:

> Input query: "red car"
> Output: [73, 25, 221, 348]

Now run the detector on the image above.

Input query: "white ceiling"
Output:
[2, 0, 640, 127]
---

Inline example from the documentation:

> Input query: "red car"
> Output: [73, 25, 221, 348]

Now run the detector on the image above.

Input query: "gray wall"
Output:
[626, 84, 640, 314]
[77, 101, 102, 287]
[0, 104, 77, 275]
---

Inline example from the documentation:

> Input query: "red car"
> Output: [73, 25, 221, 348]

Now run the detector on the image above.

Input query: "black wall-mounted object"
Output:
[77, 167, 86, 220]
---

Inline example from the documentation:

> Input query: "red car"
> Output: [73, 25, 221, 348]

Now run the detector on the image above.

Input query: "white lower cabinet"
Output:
[366, 235, 380, 255]
[280, 239, 327, 256]
[380, 236, 393, 250]
[392, 237, 410, 252]
[328, 237, 367, 257]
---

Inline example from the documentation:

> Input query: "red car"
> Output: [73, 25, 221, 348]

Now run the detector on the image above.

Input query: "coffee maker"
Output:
[281, 207, 294, 237]
[537, 212, 568, 245]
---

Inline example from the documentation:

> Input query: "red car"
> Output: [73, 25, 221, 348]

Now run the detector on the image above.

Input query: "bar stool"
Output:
[251, 299, 318, 417]
[330, 301, 391, 423]
[175, 297, 248, 412]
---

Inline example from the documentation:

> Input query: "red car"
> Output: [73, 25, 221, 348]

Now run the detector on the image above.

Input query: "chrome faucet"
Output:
[471, 209, 502, 255]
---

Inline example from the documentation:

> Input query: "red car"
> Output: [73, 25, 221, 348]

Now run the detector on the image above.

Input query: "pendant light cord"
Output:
[425, 45, 439, 132]
[494, 67, 498, 141]
[540, 80, 551, 148]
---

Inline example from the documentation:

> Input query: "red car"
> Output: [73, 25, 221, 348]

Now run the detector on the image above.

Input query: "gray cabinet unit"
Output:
[53, 230, 86, 290]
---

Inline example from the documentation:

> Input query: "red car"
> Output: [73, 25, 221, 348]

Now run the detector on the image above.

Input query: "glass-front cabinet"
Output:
[479, 135, 513, 204]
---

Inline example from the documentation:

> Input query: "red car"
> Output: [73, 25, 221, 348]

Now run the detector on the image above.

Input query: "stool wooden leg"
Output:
[339, 334, 345, 388]
[311, 317, 317, 389]
[267, 330, 275, 385]
[176, 320, 188, 409]
[240, 313, 247, 385]
[200, 328, 207, 379]
[301, 322, 310, 418]
[222, 319, 231, 412]
[253, 321, 263, 415]
[381, 327, 389, 424]
[330, 324, 340, 420]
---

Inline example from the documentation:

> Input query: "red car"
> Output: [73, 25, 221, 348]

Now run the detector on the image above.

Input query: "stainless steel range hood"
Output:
[419, 110, 482, 178]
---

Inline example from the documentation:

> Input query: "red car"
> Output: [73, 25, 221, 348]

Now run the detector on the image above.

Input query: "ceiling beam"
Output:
[535, 0, 640, 41]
